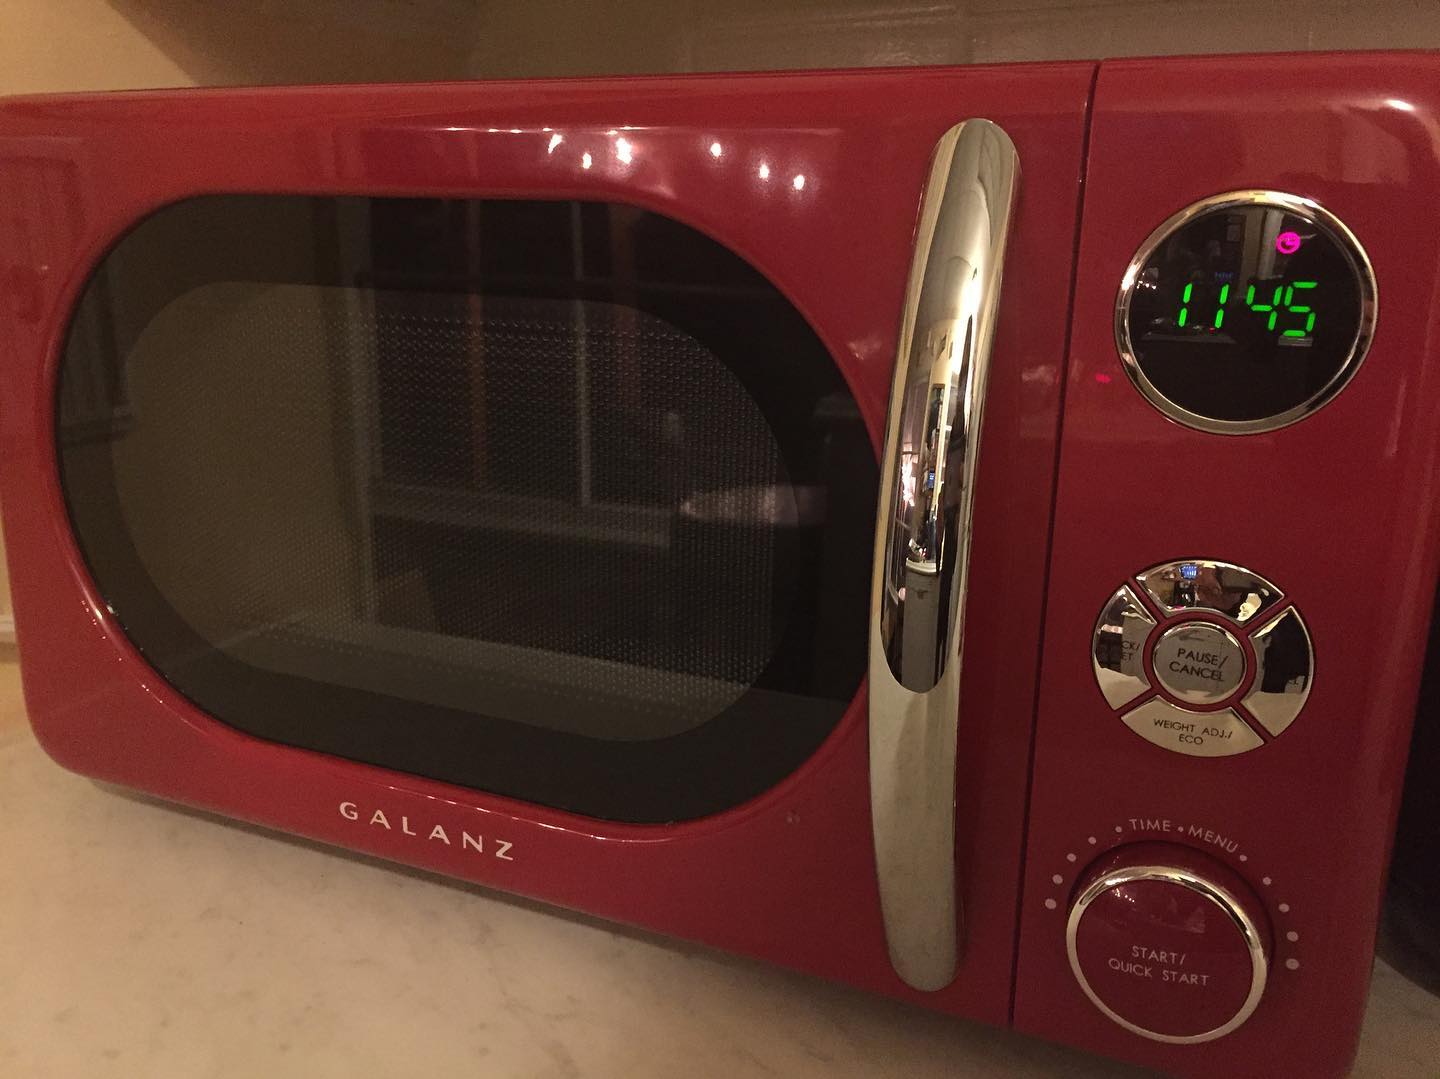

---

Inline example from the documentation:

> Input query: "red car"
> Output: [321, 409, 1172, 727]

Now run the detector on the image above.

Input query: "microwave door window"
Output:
[56, 196, 876, 823]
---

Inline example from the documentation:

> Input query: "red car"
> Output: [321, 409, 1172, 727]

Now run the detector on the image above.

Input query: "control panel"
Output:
[1093, 560, 1313, 757]
[1011, 58, 1440, 1079]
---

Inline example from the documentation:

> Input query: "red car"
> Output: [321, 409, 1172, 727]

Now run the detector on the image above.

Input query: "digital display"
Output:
[1121, 198, 1372, 429]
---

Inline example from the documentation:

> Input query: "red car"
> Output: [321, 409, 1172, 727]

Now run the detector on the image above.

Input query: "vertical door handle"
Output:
[869, 119, 1019, 992]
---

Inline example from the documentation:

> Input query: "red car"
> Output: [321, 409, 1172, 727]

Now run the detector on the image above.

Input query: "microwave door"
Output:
[869, 120, 1020, 991]
[3, 66, 1091, 1031]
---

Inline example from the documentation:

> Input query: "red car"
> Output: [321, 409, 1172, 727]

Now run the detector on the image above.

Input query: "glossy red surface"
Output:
[3, 54, 1438, 1077]
[1070, 844, 1270, 1041]
[0, 66, 1090, 1028]
[1016, 52, 1440, 1077]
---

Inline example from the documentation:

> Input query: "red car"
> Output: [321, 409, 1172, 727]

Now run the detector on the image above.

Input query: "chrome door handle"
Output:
[868, 119, 1019, 992]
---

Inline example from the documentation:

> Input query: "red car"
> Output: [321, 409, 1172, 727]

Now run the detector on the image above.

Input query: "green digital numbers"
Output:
[1245, 283, 1283, 331]
[1246, 279, 1317, 338]
[1176, 278, 1319, 338]
[1279, 280, 1317, 337]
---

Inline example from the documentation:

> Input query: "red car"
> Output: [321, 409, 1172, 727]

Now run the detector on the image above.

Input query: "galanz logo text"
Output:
[338, 801, 515, 861]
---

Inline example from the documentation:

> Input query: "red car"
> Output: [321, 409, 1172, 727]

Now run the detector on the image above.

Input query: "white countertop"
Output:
[1, 655, 1436, 1078]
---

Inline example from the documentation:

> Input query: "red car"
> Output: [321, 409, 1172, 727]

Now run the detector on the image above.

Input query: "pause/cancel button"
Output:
[1152, 621, 1245, 705]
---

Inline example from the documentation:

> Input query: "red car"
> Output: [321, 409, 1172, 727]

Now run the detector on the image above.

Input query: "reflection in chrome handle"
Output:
[869, 120, 1019, 992]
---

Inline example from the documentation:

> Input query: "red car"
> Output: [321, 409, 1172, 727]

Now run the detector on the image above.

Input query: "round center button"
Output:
[1152, 621, 1245, 705]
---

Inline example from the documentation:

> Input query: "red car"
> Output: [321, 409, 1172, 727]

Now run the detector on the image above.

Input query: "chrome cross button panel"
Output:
[1091, 560, 1314, 757]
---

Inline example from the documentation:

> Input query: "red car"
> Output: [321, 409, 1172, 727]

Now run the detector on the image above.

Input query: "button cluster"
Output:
[1092, 561, 1313, 757]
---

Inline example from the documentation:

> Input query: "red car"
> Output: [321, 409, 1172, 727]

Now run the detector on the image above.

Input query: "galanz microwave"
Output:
[2, 51, 1437, 1078]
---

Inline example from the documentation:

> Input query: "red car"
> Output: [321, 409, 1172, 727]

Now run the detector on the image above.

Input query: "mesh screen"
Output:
[106, 283, 800, 740]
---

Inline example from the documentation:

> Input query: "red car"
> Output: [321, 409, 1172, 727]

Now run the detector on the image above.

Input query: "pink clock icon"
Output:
[1275, 230, 1303, 255]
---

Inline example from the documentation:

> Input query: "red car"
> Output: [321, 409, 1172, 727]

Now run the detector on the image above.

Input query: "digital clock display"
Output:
[1119, 194, 1374, 431]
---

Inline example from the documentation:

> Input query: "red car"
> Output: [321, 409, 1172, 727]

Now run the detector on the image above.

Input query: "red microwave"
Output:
[2, 51, 1437, 1077]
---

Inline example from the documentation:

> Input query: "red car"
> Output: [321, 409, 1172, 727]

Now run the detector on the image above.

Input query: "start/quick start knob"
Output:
[1067, 843, 1272, 1043]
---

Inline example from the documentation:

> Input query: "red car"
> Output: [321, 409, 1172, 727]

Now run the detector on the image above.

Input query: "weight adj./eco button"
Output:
[1119, 699, 1263, 758]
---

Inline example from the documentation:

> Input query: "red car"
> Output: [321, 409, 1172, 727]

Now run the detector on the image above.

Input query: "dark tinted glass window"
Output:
[57, 196, 875, 822]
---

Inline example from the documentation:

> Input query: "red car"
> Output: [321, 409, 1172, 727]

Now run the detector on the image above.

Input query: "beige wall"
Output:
[3, 1, 1440, 98]
[2, 0, 1440, 630]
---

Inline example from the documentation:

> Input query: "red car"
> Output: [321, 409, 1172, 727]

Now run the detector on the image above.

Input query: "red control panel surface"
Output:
[1016, 53, 1440, 1079]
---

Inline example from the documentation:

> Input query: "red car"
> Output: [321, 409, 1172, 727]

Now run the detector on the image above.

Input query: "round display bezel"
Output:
[1115, 190, 1378, 435]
